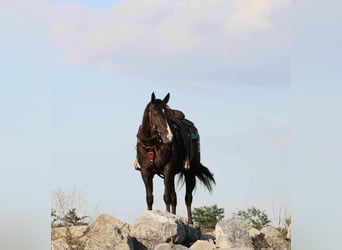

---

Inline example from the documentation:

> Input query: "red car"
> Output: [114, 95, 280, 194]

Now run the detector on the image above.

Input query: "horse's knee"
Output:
[171, 192, 177, 204]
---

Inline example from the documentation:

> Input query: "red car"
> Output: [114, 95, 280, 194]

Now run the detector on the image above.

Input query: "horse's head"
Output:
[146, 92, 173, 144]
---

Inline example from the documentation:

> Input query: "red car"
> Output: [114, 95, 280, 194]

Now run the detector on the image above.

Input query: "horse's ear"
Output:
[151, 92, 156, 103]
[163, 93, 170, 104]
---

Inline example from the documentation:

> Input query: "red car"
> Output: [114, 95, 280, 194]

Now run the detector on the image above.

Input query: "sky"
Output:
[3, 0, 291, 222]
[1, 0, 341, 249]
[47, 0, 291, 223]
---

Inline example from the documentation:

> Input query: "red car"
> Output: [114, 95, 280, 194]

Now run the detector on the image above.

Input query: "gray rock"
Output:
[214, 218, 254, 248]
[248, 228, 271, 249]
[51, 213, 291, 250]
[260, 226, 291, 250]
[51, 225, 89, 249]
[190, 239, 216, 250]
[131, 210, 200, 250]
[51, 238, 69, 250]
[216, 248, 254, 250]
[199, 233, 215, 241]
[81, 213, 134, 250]
[248, 228, 261, 238]
[286, 224, 291, 240]
[51, 225, 88, 241]
[154, 243, 189, 250]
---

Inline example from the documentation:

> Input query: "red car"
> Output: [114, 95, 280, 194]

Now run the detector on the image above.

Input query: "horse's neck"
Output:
[140, 124, 151, 139]
[140, 111, 154, 142]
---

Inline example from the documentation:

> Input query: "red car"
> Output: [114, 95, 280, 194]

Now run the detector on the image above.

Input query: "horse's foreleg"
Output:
[185, 174, 196, 224]
[142, 169, 154, 210]
[170, 175, 177, 214]
[163, 166, 176, 214]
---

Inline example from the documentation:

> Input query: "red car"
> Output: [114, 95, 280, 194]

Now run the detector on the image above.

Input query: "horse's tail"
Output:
[195, 163, 216, 193]
[178, 163, 216, 192]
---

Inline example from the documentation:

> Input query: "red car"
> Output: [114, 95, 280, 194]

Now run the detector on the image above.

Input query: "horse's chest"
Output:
[138, 144, 171, 168]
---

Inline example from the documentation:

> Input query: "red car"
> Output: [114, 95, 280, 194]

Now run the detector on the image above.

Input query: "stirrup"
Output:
[134, 158, 141, 170]
[184, 159, 190, 170]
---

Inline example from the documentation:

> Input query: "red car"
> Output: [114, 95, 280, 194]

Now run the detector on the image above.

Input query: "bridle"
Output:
[147, 103, 169, 144]
[136, 103, 171, 173]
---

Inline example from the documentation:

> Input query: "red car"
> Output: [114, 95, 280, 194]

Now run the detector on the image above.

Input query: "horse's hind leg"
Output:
[141, 169, 154, 210]
[185, 173, 195, 224]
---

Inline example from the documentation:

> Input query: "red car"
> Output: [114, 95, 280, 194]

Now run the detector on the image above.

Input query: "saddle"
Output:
[173, 118, 199, 140]
[166, 109, 199, 166]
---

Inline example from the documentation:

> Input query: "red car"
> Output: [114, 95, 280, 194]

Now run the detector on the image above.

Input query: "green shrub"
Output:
[233, 206, 271, 230]
[51, 208, 89, 228]
[192, 204, 224, 232]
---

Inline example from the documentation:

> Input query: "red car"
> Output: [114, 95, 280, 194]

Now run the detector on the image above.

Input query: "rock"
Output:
[200, 233, 215, 241]
[261, 226, 291, 250]
[190, 239, 216, 250]
[216, 248, 254, 250]
[286, 224, 291, 240]
[184, 223, 201, 244]
[131, 210, 201, 250]
[81, 213, 134, 250]
[51, 226, 89, 249]
[154, 243, 189, 249]
[51, 238, 69, 250]
[248, 228, 261, 238]
[214, 218, 254, 248]
[51, 225, 88, 241]
[51, 212, 291, 250]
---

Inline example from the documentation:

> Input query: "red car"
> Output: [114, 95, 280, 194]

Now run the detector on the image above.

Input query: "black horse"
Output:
[135, 92, 215, 224]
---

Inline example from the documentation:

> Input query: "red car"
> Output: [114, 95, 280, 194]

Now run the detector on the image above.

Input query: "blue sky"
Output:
[1, 0, 291, 223]
[47, 0, 292, 224]
[52, 0, 121, 8]
[3, 1, 342, 249]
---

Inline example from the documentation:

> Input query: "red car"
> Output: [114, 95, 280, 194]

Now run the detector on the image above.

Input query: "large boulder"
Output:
[154, 243, 189, 250]
[261, 226, 291, 250]
[130, 210, 201, 250]
[214, 218, 254, 248]
[81, 213, 134, 250]
[51, 225, 88, 241]
[189, 239, 216, 250]
[51, 238, 69, 250]
[248, 228, 271, 249]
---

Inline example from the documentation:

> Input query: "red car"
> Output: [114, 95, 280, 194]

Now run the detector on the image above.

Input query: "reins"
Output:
[136, 107, 167, 179]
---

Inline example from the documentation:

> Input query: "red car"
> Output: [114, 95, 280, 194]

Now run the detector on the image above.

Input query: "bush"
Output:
[233, 206, 271, 230]
[192, 204, 224, 232]
[51, 208, 89, 228]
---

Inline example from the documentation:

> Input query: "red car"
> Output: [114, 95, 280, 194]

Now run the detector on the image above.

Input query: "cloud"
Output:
[268, 122, 290, 134]
[51, 0, 290, 85]
[213, 121, 291, 155]
[272, 134, 291, 149]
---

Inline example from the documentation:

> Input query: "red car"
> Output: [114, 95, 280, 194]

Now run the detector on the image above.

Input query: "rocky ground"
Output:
[51, 210, 291, 250]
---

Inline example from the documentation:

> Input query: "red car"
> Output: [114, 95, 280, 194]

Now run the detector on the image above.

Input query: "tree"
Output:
[192, 204, 224, 232]
[51, 208, 89, 228]
[233, 206, 271, 230]
[51, 186, 91, 227]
